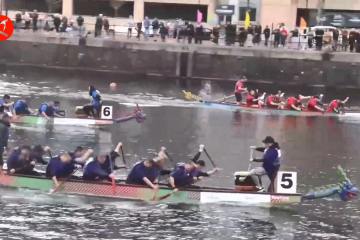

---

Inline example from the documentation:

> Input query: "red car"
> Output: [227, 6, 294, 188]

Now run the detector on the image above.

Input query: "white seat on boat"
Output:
[234, 171, 250, 176]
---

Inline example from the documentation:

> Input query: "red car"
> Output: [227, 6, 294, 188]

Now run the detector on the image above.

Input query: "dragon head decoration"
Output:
[303, 166, 358, 201]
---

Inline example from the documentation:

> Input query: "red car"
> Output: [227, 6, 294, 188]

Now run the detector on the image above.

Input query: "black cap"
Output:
[262, 136, 275, 144]
[196, 160, 205, 167]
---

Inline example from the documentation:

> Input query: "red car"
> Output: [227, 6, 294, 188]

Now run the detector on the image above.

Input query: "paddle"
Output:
[248, 147, 255, 171]
[120, 145, 126, 165]
[155, 190, 177, 201]
[164, 151, 176, 167]
[48, 150, 52, 159]
[51, 167, 80, 194]
[214, 94, 235, 102]
[203, 148, 216, 168]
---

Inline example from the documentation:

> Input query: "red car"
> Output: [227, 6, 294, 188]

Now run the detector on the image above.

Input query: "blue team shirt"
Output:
[91, 90, 101, 108]
[0, 99, 10, 112]
[170, 165, 195, 187]
[83, 161, 109, 181]
[14, 101, 30, 114]
[126, 161, 156, 185]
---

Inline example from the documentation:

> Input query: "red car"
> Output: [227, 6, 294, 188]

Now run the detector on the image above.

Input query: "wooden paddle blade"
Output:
[157, 193, 173, 201]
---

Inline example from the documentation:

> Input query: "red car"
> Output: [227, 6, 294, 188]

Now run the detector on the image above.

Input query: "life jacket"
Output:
[91, 90, 102, 102]
[234, 81, 244, 94]
[285, 97, 300, 110]
[327, 100, 341, 112]
[38, 103, 55, 116]
[306, 96, 317, 110]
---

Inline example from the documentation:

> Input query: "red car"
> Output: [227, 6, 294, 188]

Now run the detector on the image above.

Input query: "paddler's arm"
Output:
[42, 112, 51, 120]
[143, 177, 158, 190]
[114, 142, 122, 153]
[342, 97, 349, 104]
[252, 158, 263, 162]
[205, 167, 220, 176]
[291, 104, 302, 111]
[76, 149, 93, 164]
[169, 176, 177, 189]
[52, 176, 60, 188]
[190, 144, 204, 163]
[2, 102, 14, 108]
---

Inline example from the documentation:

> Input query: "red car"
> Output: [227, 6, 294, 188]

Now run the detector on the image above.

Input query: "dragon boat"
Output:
[10, 105, 146, 127]
[0, 165, 356, 207]
[203, 101, 360, 118]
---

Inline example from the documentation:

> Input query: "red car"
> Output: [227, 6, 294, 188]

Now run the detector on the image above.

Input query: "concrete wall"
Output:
[1, 37, 360, 88]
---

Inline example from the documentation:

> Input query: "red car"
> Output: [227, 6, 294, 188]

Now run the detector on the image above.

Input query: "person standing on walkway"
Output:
[23, 11, 31, 31]
[77, 15, 84, 36]
[127, 15, 134, 38]
[136, 21, 142, 40]
[152, 18, 159, 37]
[103, 17, 110, 37]
[143, 17, 150, 41]
[194, 24, 204, 44]
[95, 14, 103, 38]
[53, 14, 61, 34]
[349, 29, 357, 52]
[341, 29, 349, 52]
[15, 11, 22, 32]
[60, 16, 68, 36]
[279, 24, 288, 47]
[32, 9, 38, 32]
[159, 22, 168, 42]
[263, 26, 270, 46]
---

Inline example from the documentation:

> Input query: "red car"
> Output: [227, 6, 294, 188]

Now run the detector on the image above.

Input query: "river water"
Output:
[0, 69, 359, 240]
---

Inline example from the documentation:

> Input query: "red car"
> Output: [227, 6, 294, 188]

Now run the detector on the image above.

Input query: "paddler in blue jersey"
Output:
[38, 101, 61, 120]
[13, 100, 32, 116]
[82, 155, 115, 182]
[249, 136, 281, 192]
[83, 86, 102, 118]
[7, 146, 36, 175]
[100, 142, 124, 174]
[169, 163, 198, 192]
[0, 94, 14, 114]
[126, 147, 168, 190]
[46, 153, 82, 188]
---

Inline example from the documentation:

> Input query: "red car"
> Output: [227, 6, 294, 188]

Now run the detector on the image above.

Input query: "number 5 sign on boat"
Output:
[101, 106, 113, 119]
[276, 171, 297, 194]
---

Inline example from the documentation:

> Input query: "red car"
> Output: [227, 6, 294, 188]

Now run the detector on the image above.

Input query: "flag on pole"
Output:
[300, 17, 307, 28]
[197, 10, 203, 23]
[244, 11, 250, 29]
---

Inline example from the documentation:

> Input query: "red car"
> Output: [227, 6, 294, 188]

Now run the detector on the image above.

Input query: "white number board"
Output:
[276, 171, 297, 194]
[101, 106, 113, 119]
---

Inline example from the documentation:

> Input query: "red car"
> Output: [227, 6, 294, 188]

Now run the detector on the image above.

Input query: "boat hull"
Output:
[11, 116, 113, 126]
[204, 101, 360, 117]
[0, 174, 302, 207]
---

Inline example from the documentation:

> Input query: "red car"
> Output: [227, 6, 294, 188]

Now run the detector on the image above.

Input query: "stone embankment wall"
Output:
[1, 35, 360, 88]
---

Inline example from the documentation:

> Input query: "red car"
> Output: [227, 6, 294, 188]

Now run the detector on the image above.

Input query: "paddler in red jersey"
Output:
[306, 96, 325, 112]
[234, 78, 248, 105]
[285, 95, 310, 111]
[266, 94, 282, 109]
[327, 97, 349, 114]
[246, 90, 266, 107]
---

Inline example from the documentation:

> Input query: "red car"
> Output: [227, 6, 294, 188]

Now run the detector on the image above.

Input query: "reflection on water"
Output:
[0, 71, 360, 239]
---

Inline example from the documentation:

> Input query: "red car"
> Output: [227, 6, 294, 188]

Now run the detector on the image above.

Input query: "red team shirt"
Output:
[235, 81, 244, 94]
[327, 100, 340, 112]
[286, 97, 300, 110]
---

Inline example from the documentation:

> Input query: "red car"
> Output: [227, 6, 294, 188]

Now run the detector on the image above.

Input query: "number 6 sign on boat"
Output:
[101, 106, 113, 119]
[276, 171, 297, 194]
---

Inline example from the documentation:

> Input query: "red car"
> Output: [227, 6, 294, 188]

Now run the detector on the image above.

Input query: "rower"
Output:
[28, 145, 51, 165]
[7, 146, 37, 175]
[246, 90, 265, 107]
[285, 95, 309, 111]
[37, 101, 61, 120]
[234, 79, 247, 106]
[82, 155, 115, 182]
[327, 97, 349, 114]
[306, 96, 324, 112]
[190, 144, 219, 178]
[0, 94, 14, 115]
[46, 153, 81, 188]
[14, 100, 32, 116]
[126, 147, 168, 190]
[249, 136, 281, 192]
[169, 162, 197, 192]
[83, 86, 102, 118]
[266, 94, 282, 109]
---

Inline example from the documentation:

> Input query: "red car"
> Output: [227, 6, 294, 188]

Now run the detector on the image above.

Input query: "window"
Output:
[239, 7, 256, 21]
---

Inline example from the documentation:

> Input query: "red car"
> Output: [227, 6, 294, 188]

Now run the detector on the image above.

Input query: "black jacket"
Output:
[263, 27, 270, 38]
[77, 16, 84, 27]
